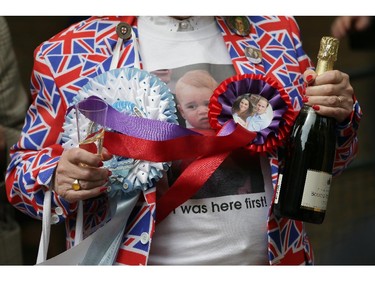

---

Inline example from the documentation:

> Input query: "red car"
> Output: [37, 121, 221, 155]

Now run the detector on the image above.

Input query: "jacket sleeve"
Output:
[5, 42, 78, 222]
[333, 96, 361, 176]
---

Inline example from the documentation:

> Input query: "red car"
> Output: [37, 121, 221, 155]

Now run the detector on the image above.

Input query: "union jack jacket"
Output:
[5, 16, 361, 265]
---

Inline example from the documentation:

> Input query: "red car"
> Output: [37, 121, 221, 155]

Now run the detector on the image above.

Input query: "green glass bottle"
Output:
[273, 36, 339, 224]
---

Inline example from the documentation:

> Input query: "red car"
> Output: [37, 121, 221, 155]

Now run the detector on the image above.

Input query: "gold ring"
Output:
[72, 179, 81, 191]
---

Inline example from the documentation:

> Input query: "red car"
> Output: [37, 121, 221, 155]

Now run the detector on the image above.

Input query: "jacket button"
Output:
[55, 207, 63, 216]
[116, 22, 132, 40]
[140, 232, 149, 244]
[51, 214, 60, 224]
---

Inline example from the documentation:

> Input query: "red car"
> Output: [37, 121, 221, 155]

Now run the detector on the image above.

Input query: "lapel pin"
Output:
[245, 46, 262, 64]
[225, 16, 251, 36]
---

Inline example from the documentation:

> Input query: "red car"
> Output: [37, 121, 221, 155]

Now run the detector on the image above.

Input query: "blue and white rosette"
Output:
[62, 67, 178, 194]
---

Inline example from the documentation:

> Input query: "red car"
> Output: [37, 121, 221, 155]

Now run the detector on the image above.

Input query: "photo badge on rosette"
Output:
[62, 67, 178, 195]
[209, 73, 297, 153]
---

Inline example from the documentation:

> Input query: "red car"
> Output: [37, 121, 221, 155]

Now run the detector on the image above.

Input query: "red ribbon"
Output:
[104, 123, 254, 162]
[103, 122, 257, 223]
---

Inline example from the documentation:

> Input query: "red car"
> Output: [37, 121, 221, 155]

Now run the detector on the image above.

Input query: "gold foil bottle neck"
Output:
[317, 36, 339, 62]
[316, 36, 340, 75]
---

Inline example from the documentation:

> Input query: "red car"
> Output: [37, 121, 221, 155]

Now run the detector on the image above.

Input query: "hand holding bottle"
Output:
[273, 36, 344, 224]
[302, 68, 354, 124]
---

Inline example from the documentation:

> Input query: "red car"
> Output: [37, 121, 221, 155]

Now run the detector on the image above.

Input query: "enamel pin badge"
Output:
[225, 16, 251, 36]
[245, 46, 262, 64]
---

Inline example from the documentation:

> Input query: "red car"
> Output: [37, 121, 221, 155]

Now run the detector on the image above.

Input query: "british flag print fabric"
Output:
[6, 16, 361, 265]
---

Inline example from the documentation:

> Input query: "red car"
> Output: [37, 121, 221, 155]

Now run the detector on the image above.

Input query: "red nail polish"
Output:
[98, 161, 104, 167]
[306, 74, 314, 83]
[302, 96, 309, 103]
[312, 105, 320, 111]
[108, 170, 112, 176]
[99, 187, 108, 193]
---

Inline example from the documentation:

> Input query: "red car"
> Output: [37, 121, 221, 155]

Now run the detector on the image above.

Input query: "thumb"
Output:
[303, 69, 317, 85]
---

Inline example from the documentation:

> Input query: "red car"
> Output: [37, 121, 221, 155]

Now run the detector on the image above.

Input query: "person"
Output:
[331, 16, 375, 49]
[5, 16, 361, 265]
[0, 16, 28, 264]
[245, 95, 272, 132]
[0, 16, 28, 180]
[175, 69, 218, 134]
[231, 94, 253, 127]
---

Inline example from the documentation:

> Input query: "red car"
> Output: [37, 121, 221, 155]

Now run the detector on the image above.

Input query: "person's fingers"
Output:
[355, 16, 372, 31]
[53, 147, 111, 203]
[303, 70, 353, 123]
[303, 69, 317, 86]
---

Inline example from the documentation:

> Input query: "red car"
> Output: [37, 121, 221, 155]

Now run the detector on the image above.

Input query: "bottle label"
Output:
[274, 174, 283, 204]
[301, 169, 332, 212]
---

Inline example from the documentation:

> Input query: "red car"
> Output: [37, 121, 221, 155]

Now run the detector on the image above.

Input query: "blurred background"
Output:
[2, 16, 375, 265]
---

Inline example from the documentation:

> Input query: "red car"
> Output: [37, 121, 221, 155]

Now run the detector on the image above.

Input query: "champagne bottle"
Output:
[273, 36, 339, 224]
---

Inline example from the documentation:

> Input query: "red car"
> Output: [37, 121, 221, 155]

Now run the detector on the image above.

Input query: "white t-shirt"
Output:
[138, 16, 273, 265]
[138, 16, 233, 71]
